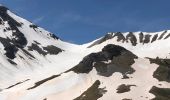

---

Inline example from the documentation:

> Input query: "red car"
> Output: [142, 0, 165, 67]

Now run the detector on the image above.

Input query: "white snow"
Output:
[0, 8, 169, 100]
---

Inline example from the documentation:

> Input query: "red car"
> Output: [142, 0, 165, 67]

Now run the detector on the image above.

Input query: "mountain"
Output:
[0, 5, 169, 100]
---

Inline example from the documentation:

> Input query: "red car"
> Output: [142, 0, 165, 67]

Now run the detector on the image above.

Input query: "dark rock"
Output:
[29, 24, 38, 31]
[0, 6, 21, 26]
[7, 59, 17, 65]
[3, 29, 6, 32]
[0, 37, 19, 59]
[164, 33, 170, 39]
[149, 86, 170, 100]
[28, 43, 63, 56]
[28, 43, 47, 56]
[94, 50, 136, 77]
[43, 45, 63, 55]
[74, 80, 107, 100]
[143, 34, 151, 44]
[151, 34, 158, 43]
[0, 6, 27, 48]
[116, 84, 136, 93]
[6, 27, 11, 30]
[27, 74, 60, 90]
[49, 33, 59, 40]
[139, 32, 144, 43]
[34, 40, 41, 45]
[21, 48, 35, 59]
[148, 58, 170, 82]
[70, 44, 137, 78]
[88, 33, 113, 48]
[0, 18, 3, 24]
[0, 6, 27, 59]
[4, 45, 18, 59]
[126, 32, 137, 46]
[113, 32, 126, 42]
[5, 79, 30, 89]
[19, 55, 24, 60]
[158, 31, 167, 40]
[122, 99, 132, 100]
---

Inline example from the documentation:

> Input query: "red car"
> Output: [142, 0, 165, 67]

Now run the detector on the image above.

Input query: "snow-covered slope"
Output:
[0, 5, 169, 100]
[86, 31, 170, 58]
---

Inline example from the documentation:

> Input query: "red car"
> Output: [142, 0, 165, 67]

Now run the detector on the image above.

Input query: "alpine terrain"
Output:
[0, 5, 169, 100]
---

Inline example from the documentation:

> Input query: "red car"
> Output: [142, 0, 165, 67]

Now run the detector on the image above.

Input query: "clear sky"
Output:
[1, 0, 170, 44]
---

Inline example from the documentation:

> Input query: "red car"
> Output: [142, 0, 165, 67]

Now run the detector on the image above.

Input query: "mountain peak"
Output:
[0, 5, 169, 100]
[88, 30, 170, 48]
[0, 5, 8, 12]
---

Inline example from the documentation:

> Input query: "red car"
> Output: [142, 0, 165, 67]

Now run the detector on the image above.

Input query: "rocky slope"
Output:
[0, 5, 169, 100]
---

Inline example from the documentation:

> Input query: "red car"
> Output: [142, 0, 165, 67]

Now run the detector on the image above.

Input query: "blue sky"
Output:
[1, 0, 170, 44]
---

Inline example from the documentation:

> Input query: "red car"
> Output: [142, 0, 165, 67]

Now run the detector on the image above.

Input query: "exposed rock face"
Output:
[0, 6, 61, 60]
[88, 31, 170, 48]
[43, 45, 63, 55]
[27, 74, 60, 90]
[0, 6, 28, 59]
[149, 86, 170, 100]
[28, 43, 47, 56]
[28, 43, 63, 56]
[74, 80, 107, 100]
[88, 33, 113, 48]
[148, 58, 170, 82]
[158, 31, 167, 40]
[0, 6, 27, 47]
[139, 32, 144, 43]
[122, 99, 132, 100]
[113, 32, 126, 42]
[29, 24, 38, 31]
[151, 34, 158, 43]
[143, 34, 151, 44]
[70, 44, 137, 78]
[126, 32, 137, 46]
[164, 33, 170, 39]
[116, 84, 136, 93]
